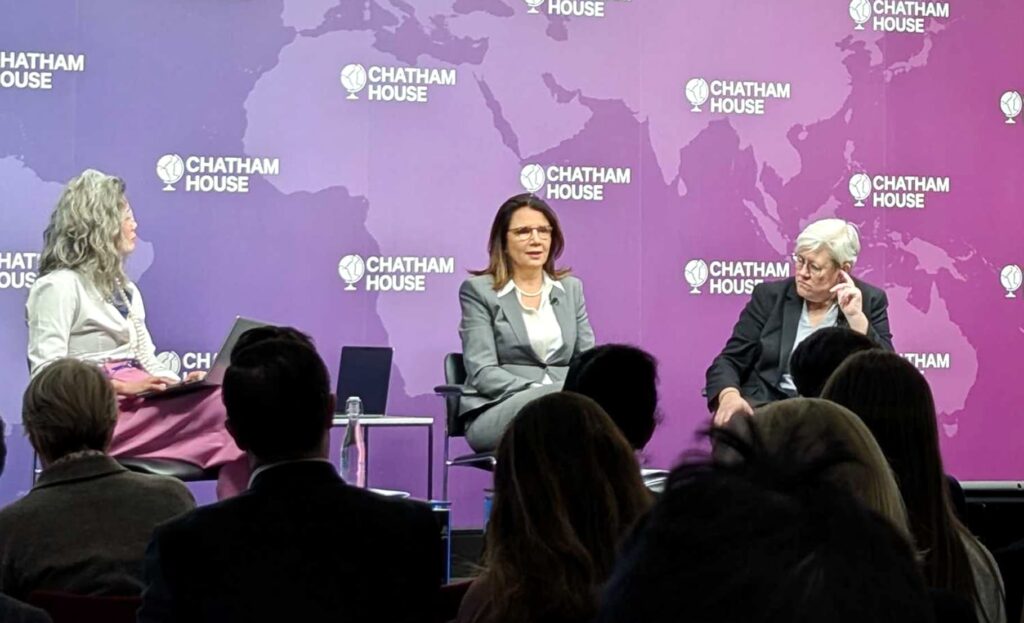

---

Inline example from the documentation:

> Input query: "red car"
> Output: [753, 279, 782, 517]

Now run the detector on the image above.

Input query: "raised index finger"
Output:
[840, 270, 854, 285]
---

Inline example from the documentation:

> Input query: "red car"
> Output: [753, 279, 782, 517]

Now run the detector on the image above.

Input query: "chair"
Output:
[116, 457, 221, 482]
[32, 453, 219, 484]
[26, 590, 141, 623]
[434, 353, 496, 501]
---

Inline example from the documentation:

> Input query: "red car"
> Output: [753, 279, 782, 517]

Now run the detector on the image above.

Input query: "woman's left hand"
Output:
[830, 271, 868, 333]
[185, 370, 207, 382]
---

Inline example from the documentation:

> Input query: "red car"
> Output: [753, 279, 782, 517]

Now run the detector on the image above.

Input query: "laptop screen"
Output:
[336, 346, 393, 415]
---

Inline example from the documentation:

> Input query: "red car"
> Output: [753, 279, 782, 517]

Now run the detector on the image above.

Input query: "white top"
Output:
[498, 274, 564, 385]
[25, 269, 179, 380]
[780, 300, 840, 394]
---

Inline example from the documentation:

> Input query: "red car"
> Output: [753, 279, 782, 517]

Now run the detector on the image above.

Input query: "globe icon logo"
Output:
[848, 173, 872, 207]
[340, 64, 368, 100]
[685, 78, 710, 112]
[1000, 91, 1022, 124]
[156, 154, 185, 192]
[520, 164, 546, 194]
[156, 351, 182, 376]
[1000, 264, 1023, 298]
[849, 0, 872, 29]
[524, 0, 544, 14]
[338, 254, 366, 291]
[684, 259, 709, 294]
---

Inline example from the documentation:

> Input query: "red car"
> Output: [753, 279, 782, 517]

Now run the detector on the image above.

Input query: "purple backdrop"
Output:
[1, 0, 1023, 527]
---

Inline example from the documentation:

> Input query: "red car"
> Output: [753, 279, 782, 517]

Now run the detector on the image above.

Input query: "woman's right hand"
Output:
[714, 389, 754, 427]
[111, 376, 176, 396]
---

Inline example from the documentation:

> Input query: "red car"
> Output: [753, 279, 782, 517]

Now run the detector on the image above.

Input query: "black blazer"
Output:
[704, 277, 893, 410]
[138, 461, 442, 623]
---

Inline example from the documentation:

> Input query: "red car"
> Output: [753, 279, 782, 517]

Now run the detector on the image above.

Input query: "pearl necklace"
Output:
[514, 284, 543, 297]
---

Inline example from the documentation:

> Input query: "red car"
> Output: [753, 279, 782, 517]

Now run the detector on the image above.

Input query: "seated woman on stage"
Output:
[458, 194, 595, 452]
[704, 218, 893, 426]
[26, 169, 247, 497]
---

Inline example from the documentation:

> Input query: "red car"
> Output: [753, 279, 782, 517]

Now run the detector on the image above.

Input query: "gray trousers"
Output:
[464, 384, 563, 452]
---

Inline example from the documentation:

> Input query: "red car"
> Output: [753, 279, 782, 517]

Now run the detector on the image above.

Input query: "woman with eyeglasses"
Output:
[26, 169, 248, 498]
[704, 218, 893, 426]
[457, 194, 595, 452]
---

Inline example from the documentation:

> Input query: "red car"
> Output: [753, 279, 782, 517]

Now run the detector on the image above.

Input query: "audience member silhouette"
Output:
[823, 351, 1005, 623]
[138, 329, 442, 623]
[564, 344, 660, 451]
[597, 409, 935, 623]
[456, 392, 652, 623]
[788, 326, 876, 397]
[0, 359, 194, 600]
[0, 414, 53, 622]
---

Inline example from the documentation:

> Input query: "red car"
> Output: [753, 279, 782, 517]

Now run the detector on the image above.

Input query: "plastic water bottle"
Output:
[340, 396, 366, 487]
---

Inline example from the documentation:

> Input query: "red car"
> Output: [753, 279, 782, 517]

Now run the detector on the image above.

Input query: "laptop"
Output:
[138, 316, 271, 399]
[335, 346, 393, 417]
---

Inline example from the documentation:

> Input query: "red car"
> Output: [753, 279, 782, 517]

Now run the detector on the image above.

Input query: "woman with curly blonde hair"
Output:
[26, 169, 248, 497]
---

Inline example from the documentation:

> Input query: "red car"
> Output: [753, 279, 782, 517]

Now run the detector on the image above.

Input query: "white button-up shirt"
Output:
[498, 274, 565, 385]
[26, 269, 179, 380]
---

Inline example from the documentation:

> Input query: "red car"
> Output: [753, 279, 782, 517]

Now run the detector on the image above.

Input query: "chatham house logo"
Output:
[846, 171, 949, 209]
[518, 163, 631, 202]
[340, 64, 368, 99]
[338, 254, 366, 291]
[849, 0, 951, 34]
[849, 0, 872, 30]
[338, 253, 455, 293]
[684, 259, 709, 294]
[156, 351, 183, 376]
[685, 78, 710, 112]
[522, 0, 624, 18]
[520, 164, 546, 194]
[685, 77, 791, 116]
[1000, 90, 1022, 124]
[685, 258, 790, 296]
[848, 173, 872, 207]
[1001, 264, 1023, 298]
[156, 154, 185, 192]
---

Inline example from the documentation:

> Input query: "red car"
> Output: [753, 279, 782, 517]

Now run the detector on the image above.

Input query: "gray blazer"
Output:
[0, 454, 195, 600]
[458, 273, 595, 419]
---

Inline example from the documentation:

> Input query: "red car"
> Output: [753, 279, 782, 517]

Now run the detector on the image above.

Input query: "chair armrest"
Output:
[434, 384, 465, 396]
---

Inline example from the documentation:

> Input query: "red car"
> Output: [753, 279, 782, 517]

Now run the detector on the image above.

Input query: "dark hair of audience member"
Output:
[222, 335, 332, 463]
[789, 327, 876, 397]
[596, 424, 935, 623]
[482, 392, 652, 623]
[564, 344, 660, 451]
[22, 358, 117, 464]
[822, 350, 998, 619]
[230, 325, 316, 359]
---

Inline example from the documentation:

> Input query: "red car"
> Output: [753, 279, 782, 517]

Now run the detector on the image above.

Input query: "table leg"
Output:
[362, 425, 371, 489]
[427, 422, 434, 501]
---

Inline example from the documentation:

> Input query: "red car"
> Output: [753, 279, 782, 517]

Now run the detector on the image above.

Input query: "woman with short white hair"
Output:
[704, 218, 893, 425]
[25, 169, 248, 498]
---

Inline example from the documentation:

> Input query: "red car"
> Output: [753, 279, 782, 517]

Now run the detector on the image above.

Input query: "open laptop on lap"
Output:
[138, 316, 271, 399]
[335, 346, 393, 417]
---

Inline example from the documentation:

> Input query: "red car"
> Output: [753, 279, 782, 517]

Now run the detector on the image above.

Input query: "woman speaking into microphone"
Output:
[704, 218, 894, 426]
[26, 169, 247, 497]
[458, 194, 595, 452]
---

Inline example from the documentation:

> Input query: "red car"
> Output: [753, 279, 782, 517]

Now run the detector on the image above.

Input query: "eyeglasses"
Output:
[791, 254, 834, 277]
[509, 226, 553, 241]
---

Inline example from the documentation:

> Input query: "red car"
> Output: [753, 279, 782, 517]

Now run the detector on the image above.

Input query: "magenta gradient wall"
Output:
[1, 0, 1023, 527]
